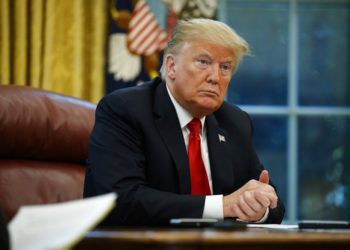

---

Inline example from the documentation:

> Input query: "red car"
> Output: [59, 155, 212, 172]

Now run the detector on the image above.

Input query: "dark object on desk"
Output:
[170, 218, 247, 230]
[0, 208, 9, 250]
[299, 220, 350, 229]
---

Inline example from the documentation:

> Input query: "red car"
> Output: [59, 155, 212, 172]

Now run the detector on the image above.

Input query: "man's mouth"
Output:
[198, 90, 219, 98]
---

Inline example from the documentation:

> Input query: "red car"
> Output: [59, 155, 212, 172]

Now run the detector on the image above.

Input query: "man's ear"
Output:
[165, 55, 176, 81]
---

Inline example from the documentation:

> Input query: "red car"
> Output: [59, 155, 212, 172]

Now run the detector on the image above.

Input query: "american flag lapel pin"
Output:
[218, 134, 226, 143]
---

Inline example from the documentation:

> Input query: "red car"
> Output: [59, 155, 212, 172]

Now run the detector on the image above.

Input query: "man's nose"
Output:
[207, 64, 220, 84]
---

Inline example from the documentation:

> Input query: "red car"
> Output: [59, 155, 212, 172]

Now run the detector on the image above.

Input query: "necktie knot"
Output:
[187, 118, 201, 136]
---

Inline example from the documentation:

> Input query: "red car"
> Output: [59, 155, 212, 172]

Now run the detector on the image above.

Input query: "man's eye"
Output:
[221, 64, 232, 75]
[198, 59, 209, 65]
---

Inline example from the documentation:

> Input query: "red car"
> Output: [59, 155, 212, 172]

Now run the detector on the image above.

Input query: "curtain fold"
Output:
[0, 0, 108, 103]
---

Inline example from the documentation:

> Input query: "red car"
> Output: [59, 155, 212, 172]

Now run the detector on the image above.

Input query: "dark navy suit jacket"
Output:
[84, 77, 285, 226]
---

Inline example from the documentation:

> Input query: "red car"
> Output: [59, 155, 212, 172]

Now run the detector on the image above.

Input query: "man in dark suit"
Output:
[84, 18, 284, 226]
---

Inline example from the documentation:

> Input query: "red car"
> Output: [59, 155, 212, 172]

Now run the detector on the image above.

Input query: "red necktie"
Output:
[187, 118, 211, 195]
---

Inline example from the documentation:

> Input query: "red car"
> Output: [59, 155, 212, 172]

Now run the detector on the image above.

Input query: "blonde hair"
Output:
[160, 18, 250, 79]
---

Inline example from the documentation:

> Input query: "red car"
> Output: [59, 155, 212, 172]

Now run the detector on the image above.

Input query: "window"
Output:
[219, 0, 350, 223]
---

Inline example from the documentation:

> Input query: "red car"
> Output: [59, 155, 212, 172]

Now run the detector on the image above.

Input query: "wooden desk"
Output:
[75, 227, 350, 250]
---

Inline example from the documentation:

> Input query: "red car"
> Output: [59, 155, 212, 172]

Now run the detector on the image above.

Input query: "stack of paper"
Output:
[9, 193, 117, 250]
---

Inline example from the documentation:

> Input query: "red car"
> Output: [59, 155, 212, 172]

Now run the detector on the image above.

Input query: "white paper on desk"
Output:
[9, 193, 117, 250]
[247, 224, 298, 230]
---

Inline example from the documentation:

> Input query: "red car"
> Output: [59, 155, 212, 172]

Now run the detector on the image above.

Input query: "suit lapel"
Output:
[153, 82, 191, 194]
[206, 114, 235, 194]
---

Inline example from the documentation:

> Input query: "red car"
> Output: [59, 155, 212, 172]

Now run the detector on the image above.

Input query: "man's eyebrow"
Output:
[195, 52, 212, 58]
[221, 60, 234, 64]
[195, 52, 234, 64]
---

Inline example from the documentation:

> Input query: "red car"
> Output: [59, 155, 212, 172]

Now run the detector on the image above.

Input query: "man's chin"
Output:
[195, 103, 221, 116]
[201, 98, 221, 109]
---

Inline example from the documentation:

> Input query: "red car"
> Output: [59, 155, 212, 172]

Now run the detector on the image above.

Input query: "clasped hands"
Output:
[223, 170, 278, 222]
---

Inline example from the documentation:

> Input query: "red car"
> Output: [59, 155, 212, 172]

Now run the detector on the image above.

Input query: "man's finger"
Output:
[232, 203, 250, 221]
[259, 170, 269, 184]
[238, 196, 255, 217]
[257, 190, 278, 209]
[242, 191, 264, 213]
[254, 191, 271, 208]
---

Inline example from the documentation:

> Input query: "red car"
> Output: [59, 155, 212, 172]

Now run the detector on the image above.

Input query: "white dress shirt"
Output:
[166, 85, 269, 222]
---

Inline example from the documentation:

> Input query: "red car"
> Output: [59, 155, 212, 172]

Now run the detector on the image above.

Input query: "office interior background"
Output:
[0, 0, 349, 223]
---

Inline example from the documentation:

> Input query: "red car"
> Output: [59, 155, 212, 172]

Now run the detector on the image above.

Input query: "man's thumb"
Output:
[259, 170, 269, 184]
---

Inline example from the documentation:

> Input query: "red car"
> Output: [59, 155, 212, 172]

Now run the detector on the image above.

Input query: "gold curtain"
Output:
[0, 0, 109, 103]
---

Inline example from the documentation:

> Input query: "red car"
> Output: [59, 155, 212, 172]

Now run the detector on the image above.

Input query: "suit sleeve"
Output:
[244, 111, 285, 224]
[84, 95, 205, 226]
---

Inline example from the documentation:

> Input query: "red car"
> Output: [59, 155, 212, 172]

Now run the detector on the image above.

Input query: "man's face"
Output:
[166, 40, 235, 118]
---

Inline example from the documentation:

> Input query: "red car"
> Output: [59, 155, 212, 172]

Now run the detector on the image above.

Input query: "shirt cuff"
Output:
[202, 195, 224, 219]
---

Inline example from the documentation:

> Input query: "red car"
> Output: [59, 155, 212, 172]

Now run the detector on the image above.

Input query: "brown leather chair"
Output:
[0, 85, 96, 222]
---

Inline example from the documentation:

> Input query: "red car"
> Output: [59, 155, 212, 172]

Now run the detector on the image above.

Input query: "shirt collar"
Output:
[166, 84, 206, 134]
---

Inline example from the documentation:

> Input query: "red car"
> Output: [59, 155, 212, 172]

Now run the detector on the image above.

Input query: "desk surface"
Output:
[75, 227, 350, 250]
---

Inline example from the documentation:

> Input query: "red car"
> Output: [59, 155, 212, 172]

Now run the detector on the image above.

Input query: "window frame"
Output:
[220, 0, 350, 223]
